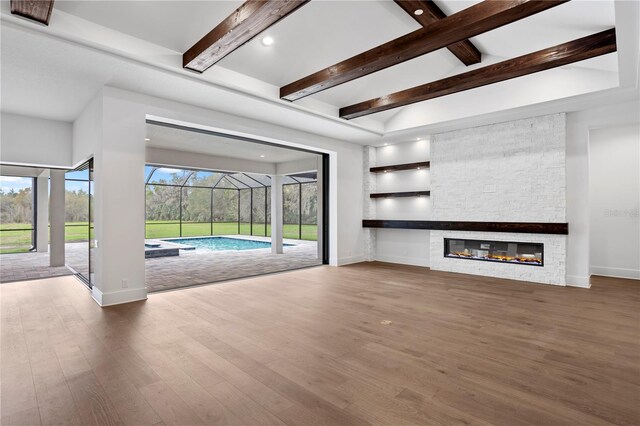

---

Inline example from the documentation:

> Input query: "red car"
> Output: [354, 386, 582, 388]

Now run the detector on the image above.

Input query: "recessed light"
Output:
[383, 143, 388, 146]
[414, 9, 423, 16]
[261, 36, 274, 46]
[145, 138, 150, 141]
[260, 155, 265, 158]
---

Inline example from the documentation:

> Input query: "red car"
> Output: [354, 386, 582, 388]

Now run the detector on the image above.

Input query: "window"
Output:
[0, 176, 35, 253]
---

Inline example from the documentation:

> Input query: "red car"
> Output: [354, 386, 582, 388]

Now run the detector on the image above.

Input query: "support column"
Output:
[91, 93, 147, 306]
[36, 171, 49, 253]
[270, 175, 283, 254]
[49, 169, 65, 266]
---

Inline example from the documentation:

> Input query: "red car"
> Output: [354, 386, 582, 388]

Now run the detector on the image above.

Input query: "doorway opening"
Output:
[144, 121, 329, 291]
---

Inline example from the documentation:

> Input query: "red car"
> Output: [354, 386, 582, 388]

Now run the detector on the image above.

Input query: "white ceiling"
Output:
[55, 1, 243, 53]
[0, 0, 636, 143]
[146, 123, 319, 164]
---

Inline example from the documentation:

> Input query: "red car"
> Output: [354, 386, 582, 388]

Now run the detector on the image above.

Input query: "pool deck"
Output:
[2, 237, 321, 291]
[0, 250, 74, 283]
[145, 235, 321, 292]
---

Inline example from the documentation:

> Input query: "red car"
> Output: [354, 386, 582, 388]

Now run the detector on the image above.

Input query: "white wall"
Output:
[368, 140, 431, 267]
[72, 92, 102, 166]
[566, 100, 640, 287]
[1, 112, 72, 167]
[589, 124, 640, 279]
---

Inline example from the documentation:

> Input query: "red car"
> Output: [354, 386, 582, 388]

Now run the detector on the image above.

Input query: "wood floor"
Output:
[1, 263, 639, 426]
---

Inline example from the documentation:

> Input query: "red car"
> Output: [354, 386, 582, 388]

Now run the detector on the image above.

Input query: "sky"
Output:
[0, 176, 31, 193]
[0, 176, 89, 193]
[146, 166, 190, 183]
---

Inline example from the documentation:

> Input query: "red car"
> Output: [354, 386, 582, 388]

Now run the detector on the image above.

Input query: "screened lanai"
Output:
[143, 164, 322, 291]
[145, 165, 318, 241]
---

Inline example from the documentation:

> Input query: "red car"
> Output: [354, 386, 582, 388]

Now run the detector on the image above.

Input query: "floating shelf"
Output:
[370, 191, 430, 199]
[362, 220, 568, 235]
[370, 161, 430, 173]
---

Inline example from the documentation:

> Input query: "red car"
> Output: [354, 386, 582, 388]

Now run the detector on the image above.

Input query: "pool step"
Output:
[145, 247, 179, 258]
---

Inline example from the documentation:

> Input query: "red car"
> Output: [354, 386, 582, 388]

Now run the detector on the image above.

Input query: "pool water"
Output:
[162, 237, 292, 252]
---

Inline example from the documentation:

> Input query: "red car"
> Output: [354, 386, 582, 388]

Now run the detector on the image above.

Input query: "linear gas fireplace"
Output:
[444, 238, 543, 266]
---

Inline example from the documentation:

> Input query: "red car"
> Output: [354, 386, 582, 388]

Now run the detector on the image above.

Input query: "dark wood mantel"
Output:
[370, 161, 430, 173]
[363, 220, 568, 235]
[370, 191, 430, 199]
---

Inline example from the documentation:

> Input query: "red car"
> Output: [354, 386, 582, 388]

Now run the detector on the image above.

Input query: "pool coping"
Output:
[147, 235, 315, 254]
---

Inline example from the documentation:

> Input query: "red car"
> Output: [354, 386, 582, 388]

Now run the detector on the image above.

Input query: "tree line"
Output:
[1, 173, 317, 226]
[0, 188, 91, 225]
[0, 188, 33, 224]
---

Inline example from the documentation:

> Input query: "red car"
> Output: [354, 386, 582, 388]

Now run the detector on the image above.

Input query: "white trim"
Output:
[374, 255, 429, 268]
[590, 266, 640, 280]
[566, 275, 591, 288]
[337, 255, 366, 266]
[92, 287, 148, 307]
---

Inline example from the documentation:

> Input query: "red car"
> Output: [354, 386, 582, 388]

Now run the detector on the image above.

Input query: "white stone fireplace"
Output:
[429, 114, 567, 285]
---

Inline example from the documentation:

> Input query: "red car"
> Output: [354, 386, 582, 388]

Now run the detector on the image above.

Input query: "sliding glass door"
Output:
[65, 160, 93, 286]
[89, 162, 95, 284]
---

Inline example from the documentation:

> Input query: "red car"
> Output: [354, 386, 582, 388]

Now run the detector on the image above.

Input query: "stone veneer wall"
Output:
[429, 113, 567, 285]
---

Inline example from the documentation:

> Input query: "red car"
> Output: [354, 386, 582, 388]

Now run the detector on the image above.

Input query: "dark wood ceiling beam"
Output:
[394, 0, 481, 66]
[280, 0, 568, 101]
[340, 29, 616, 119]
[184, 0, 308, 73]
[10, 0, 55, 25]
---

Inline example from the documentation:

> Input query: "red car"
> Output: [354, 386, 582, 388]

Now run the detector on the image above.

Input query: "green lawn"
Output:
[0, 229, 32, 253]
[0, 224, 35, 254]
[1, 221, 317, 254]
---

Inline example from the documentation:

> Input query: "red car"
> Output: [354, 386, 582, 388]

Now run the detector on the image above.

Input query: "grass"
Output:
[0, 227, 34, 254]
[0, 221, 317, 254]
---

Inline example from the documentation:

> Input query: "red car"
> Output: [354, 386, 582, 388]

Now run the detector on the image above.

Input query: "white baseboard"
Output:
[92, 287, 148, 307]
[374, 255, 429, 268]
[337, 255, 366, 266]
[590, 266, 640, 280]
[566, 275, 591, 288]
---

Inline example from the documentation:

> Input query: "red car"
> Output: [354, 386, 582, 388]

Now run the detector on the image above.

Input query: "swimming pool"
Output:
[161, 236, 292, 252]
